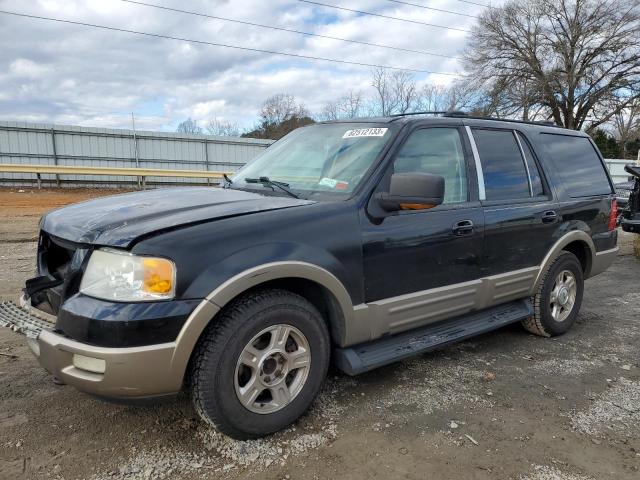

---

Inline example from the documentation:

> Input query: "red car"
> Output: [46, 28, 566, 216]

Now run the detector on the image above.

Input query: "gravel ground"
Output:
[0, 188, 639, 480]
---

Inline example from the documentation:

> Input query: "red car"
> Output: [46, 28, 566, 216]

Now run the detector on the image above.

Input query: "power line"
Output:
[298, 0, 471, 33]
[382, 0, 479, 18]
[0, 9, 463, 76]
[455, 0, 493, 7]
[118, 0, 461, 60]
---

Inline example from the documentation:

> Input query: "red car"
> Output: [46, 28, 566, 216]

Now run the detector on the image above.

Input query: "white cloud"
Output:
[0, 0, 504, 131]
[9, 58, 49, 77]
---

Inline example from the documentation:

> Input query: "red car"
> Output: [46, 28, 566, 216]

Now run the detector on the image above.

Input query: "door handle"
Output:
[541, 210, 558, 224]
[453, 219, 474, 236]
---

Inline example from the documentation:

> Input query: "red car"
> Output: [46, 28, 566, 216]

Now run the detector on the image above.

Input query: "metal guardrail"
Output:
[0, 163, 231, 189]
[0, 120, 272, 188]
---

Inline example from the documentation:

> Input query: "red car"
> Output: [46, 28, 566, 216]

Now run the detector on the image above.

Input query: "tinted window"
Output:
[393, 128, 467, 204]
[473, 129, 530, 200]
[516, 132, 544, 196]
[540, 134, 612, 197]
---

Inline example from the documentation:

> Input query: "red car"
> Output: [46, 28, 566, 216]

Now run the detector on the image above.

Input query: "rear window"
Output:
[540, 134, 612, 197]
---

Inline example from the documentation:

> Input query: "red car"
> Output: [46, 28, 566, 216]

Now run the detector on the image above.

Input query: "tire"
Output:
[190, 288, 330, 439]
[522, 251, 584, 337]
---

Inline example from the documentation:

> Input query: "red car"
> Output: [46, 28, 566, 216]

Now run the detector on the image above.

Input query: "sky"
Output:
[0, 0, 502, 132]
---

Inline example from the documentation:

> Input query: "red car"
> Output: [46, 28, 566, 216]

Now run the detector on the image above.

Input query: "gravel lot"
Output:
[1, 188, 639, 480]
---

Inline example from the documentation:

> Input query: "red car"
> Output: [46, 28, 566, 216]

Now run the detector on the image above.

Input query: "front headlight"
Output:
[80, 248, 176, 302]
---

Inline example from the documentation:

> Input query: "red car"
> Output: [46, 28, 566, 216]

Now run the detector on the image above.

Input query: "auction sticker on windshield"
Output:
[342, 128, 388, 138]
[319, 177, 349, 190]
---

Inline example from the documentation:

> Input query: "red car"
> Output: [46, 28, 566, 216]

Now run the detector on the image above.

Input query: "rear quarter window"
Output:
[540, 134, 612, 197]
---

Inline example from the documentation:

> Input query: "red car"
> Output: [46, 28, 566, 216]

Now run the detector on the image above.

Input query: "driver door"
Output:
[360, 126, 484, 335]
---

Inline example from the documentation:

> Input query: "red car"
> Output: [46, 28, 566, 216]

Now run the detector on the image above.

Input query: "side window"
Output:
[393, 128, 467, 204]
[472, 129, 530, 200]
[540, 134, 613, 197]
[516, 132, 544, 196]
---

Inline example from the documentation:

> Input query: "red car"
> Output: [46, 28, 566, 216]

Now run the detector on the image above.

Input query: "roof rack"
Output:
[387, 110, 561, 128]
[388, 111, 448, 117]
[440, 112, 560, 128]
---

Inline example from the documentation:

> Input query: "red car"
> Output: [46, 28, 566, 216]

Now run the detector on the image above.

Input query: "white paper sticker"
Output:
[318, 177, 349, 190]
[342, 128, 388, 138]
[319, 177, 337, 188]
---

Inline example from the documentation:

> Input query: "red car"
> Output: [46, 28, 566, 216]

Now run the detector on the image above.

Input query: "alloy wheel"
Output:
[234, 324, 311, 414]
[549, 269, 577, 322]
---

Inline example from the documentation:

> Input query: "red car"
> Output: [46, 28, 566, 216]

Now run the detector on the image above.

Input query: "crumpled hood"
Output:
[41, 187, 314, 247]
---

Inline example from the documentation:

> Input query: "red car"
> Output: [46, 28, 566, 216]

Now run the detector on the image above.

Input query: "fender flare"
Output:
[168, 261, 356, 382]
[532, 230, 596, 290]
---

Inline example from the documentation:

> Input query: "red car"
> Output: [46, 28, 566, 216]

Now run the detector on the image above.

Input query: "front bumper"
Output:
[35, 329, 181, 399]
[1, 300, 184, 399]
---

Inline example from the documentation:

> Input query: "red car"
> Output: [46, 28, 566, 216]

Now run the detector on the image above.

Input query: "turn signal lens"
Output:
[400, 203, 435, 210]
[143, 258, 174, 294]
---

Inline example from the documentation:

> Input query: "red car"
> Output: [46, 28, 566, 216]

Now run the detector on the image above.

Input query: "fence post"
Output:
[50, 129, 60, 187]
[132, 113, 141, 189]
[204, 139, 211, 186]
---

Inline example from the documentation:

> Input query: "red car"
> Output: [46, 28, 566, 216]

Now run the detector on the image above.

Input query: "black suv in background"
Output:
[3, 113, 618, 439]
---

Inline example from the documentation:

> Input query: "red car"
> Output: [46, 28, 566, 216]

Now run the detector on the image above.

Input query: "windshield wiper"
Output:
[222, 173, 233, 188]
[244, 176, 300, 199]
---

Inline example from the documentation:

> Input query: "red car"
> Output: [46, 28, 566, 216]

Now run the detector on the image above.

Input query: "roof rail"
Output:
[389, 111, 448, 117]
[443, 110, 467, 117]
[385, 110, 561, 128]
[441, 112, 561, 128]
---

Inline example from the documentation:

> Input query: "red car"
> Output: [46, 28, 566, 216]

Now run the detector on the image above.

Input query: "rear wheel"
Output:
[522, 251, 584, 337]
[190, 288, 330, 439]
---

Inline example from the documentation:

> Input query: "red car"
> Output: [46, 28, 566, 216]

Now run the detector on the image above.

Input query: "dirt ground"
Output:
[1, 188, 639, 480]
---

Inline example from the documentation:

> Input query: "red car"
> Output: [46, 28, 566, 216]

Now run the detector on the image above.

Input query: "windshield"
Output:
[231, 123, 398, 198]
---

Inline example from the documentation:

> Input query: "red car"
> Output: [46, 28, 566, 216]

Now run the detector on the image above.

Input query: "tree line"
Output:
[177, 0, 640, 159]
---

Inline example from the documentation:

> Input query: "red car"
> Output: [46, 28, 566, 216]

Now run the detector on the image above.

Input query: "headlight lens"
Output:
[80, 249, 176, 301]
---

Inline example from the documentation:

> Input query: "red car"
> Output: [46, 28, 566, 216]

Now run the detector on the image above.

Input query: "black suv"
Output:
[3, 114, 619, 439]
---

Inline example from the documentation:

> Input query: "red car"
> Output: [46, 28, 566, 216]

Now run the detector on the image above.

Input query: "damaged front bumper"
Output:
[0, 298, 184, 400]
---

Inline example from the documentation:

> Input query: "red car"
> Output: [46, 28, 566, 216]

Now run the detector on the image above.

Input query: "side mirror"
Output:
[376, 172, 445, 212]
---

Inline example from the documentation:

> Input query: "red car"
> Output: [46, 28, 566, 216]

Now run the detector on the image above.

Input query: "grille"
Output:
[35, 232, 84, 315]
[0, 301, 54, 338]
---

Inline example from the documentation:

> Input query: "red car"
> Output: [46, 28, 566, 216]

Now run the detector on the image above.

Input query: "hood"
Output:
[41, 187, 315, 247]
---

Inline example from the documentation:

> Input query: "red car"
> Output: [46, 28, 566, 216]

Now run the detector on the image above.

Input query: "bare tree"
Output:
[243, 94, 314, 140]
[464, 0, 640, 130]
[371, 68, 418, 115]
[176, 118, 203, 135]
[611, 99, 640, 158]
[206, 118, 241, 137]
[393, 71, 417, 114]
[320, 90, 363, 120]
[371, 67, 395, 116]
[260, 94, 309, 126]
[414, 84, 470, 112]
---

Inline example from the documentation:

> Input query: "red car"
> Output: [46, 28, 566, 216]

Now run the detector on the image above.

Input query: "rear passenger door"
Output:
[467, 127, 559, 280]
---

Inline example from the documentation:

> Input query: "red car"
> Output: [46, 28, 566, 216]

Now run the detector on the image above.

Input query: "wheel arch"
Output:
[533, 230, 595, 291]
[168, 262, 356, 385]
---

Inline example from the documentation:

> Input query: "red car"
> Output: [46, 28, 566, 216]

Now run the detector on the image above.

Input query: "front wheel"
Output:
[522, 251, 584, 337]
[190, 289, 330, 439]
